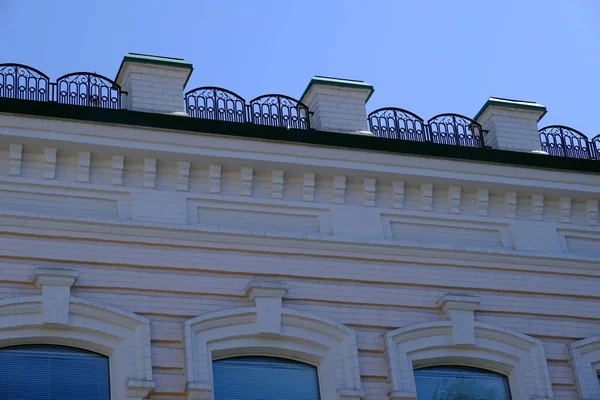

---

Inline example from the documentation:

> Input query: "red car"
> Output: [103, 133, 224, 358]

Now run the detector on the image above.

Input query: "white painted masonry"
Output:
[475, 97, 547, 153]
[115, 53, 193, 115]
[1, 56, 600, 400]
[300, 76, 374, 134]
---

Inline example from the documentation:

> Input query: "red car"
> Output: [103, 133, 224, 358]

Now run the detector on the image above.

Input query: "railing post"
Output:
[300, 76, 374, 135]
[474, 97, 547, 153]
[115, 53, 193, 115]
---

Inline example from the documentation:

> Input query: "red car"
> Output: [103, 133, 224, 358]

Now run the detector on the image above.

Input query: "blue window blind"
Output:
[0, 345, 110, 400]
[414, 366, 512, 400]
[213, 356, 321, 400]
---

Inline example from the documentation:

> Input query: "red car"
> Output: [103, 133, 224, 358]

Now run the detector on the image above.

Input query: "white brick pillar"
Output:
[300, 76, 374, 134]
[474, 97, 547, 153]
[115, 53, 193, 115]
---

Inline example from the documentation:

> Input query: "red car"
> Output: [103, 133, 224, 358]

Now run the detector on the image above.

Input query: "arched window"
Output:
[0, 345, 110, 400]
[0, 268, 155, 400]
[385, 294, 553, 400]
[213, 356, 320, 400]
[185, 281, 364, 400]
[414, 366, 511, 400]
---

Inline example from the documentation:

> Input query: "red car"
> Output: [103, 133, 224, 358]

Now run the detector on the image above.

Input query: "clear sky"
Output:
[1, 0, 599, 137]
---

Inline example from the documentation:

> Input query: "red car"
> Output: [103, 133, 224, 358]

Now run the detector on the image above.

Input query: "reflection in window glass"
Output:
[414, 366, 511, 400]
[213, 356, 320, 400]
[0, 345, 110, 400]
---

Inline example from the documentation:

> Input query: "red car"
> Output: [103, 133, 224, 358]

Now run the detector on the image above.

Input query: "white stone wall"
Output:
[1, 113, 600, 399]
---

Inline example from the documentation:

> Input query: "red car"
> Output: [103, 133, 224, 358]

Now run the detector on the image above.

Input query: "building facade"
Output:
[0, 54, 599, 400]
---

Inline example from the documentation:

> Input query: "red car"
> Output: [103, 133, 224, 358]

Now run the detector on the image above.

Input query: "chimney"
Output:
[300, 76, 374, 135]
[474, 97, 547, 153]
[115, 53, 193, 115]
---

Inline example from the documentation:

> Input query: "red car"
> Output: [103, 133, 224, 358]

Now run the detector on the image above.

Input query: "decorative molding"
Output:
[393, 181, 405, 209]
[385, 307, 553, 400]
[532, 193, 544, 221]
[437, 293, 480, 346]
[569, 336, 600, 400]
[0, 270, 154, 400]
[42, 148, 57, 179]
[143, 158, 156, 189]
[505, 191, 517, 219]
[476, 188, 489, 216]
[111, 155, 124, 186]
[8, 144, 22, 176]
[32, 268, 78, 325]
[245, 281, 289, 335]
[420, 183, 433, 211]
[208, 164, 221, 194]
[363, 178, 376, 207]
[271, 169, 284, 199]
[586, 199, 598, 226]
[333, 175, 347, 204]
[77, 151, 91, 183]
[240, 167, 253, 196]
[184, 298, 363, 400]
[559, 196, 571, 223]
[302, 172, 315, 202]
[448, 186, 461, 214]
[177, 161, 191, 191]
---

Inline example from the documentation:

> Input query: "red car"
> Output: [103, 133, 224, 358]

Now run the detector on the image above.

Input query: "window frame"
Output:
[385, 321, 553, 400]
[184, 307, 364, 400]
[0, 268, 155, 400]
[568, 336, 600, 399]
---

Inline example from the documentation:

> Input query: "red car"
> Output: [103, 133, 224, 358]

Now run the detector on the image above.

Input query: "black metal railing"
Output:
[592, 135, 600, 159]
[539, 125, 599, 160]
[368, 108, 486, 148]
[185, 86, 310, 130]
[4, 64, 600, 161]
[0, 64, 123, 109]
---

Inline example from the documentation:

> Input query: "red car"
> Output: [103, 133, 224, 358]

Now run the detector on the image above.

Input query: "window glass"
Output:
[414, 365, 511, 400]
[213, 356, 320, 400]
[0, 345, 110, 400]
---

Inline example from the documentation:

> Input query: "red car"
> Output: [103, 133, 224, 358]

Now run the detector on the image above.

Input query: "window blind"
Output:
[414, 365, 512, 400]
[213, 356, 320, 400]
[0, 345, 110, 400]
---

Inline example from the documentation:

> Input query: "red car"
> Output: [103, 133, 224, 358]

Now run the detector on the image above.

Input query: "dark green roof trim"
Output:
[300, 76, 375, 103]
[1, 98, 598, 174]
[474, 97, 547, 122]
[115, 53, 194, 88]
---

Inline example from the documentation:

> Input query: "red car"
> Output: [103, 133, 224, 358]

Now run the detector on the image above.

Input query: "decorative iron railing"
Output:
[3, 64, 600, 160]
[538, 125, 598, 160]
[0, 64, 50, 102]
[592, 135, 600, 159]
[368, 108, 486, 148]
[185, 87, 310, 130]
[0, 64, 123, 109]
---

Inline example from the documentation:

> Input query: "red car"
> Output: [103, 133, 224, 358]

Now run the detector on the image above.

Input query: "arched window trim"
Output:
[0, 268, 155, 400]
[385, 293, 553, 400]
[184, 281, 363, 400]
[569, 336, 600, 399]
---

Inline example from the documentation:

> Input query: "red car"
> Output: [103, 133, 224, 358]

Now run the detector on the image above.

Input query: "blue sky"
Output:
[1, 1, 599, 137]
